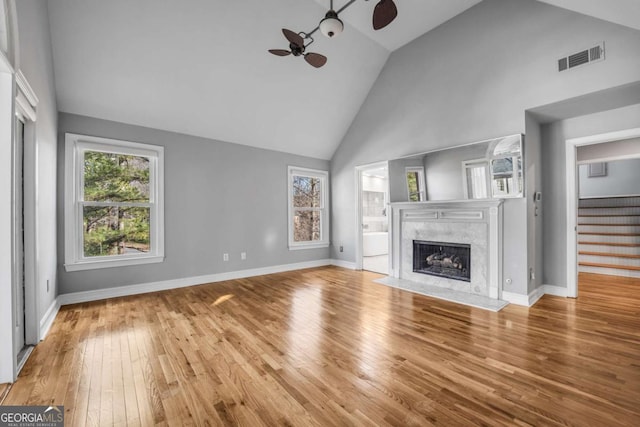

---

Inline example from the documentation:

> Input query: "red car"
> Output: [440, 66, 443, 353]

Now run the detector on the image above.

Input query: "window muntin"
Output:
[65, 134, 164, 271]
[288, 167, 329, 249]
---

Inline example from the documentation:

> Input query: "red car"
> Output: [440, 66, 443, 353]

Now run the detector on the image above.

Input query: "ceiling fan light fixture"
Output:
[319, 10, 343, 38]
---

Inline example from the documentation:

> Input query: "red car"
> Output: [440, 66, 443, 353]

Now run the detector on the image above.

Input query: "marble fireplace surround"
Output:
[390, 199, 504, 300]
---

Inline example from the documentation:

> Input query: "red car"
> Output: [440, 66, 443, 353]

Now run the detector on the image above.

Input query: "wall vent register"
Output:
[558, 42, 605, 72]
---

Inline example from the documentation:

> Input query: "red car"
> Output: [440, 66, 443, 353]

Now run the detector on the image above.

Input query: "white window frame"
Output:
[462, 158, 490, 199]
[287, 166, 329, 250]
[405, 166, 426, 202]
[64, 133, 164, 271]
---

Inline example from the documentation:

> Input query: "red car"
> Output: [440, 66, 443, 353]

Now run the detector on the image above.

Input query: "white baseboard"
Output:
[502, 284, 569, 307]
[542, 284, 569, 297]
[502, 290, 541, 307]
[331, 259, 357, 270]
[58, 259, 335, 306]
[39, 298, 60, 340]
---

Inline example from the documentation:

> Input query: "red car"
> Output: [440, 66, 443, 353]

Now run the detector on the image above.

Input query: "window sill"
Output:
[288, 242, 330, 251]
[64, 255, 164, 272]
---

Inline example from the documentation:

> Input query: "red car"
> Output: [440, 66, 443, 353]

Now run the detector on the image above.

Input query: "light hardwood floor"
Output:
[3, 268, 639, 426]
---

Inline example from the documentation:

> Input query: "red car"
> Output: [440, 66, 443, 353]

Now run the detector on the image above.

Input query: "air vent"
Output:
[558, 42, 605, 72]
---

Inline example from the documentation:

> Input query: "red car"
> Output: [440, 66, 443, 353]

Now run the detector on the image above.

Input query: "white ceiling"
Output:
[310, 0, 482, 51]
[537, 0, 640, 31]
[47, 1, 640, 160]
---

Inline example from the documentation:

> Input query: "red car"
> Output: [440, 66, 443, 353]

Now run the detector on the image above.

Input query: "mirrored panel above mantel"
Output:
[388, 134, 524, 202]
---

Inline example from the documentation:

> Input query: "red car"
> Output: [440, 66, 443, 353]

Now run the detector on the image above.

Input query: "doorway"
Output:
[566, 128, 640, 297]
[356, 162, 389, 274]
[13, 116, 28, 367]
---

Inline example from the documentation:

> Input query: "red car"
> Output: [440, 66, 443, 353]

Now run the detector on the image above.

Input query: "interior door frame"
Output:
[565, 127, 640, 297]
[354, 161, 389, 271]
[13, 70, 39, 378]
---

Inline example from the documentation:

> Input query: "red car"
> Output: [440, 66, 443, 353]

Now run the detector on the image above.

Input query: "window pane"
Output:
[293, 210, 321, 242]
[83, 206, 150, 257]
[293, 176, 321, 208]
[84, 151, 150, 202]
[466, 165, 487, 199]
[491, 157, 513, 175]
[407, 172, 420, 201]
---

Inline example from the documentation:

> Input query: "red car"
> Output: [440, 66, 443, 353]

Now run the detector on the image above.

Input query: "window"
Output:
[490, 156, 523, 197]
[462, 159, 489, 199]
[405, 167, 426, 201]
[288, 166, 329, 250]
[64, 133, 164, 271]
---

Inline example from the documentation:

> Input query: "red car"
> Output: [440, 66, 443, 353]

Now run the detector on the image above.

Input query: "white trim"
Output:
[0, 49, 12, 74]
[39, 298, 60, 340]
[330, 259, 357, 270]
[501, 291, 531, 306]
[287, 166, 329, 250]
[64, 133, 165, 271]
[502, 287, 544, 307]
[565, 128, 640, 298]
[15, 70, 38, 107]
[503, 285, 570, 307]
[65, 255, 164, 272]
[58, 260, 334, 305]
[542, 284, 569, 298]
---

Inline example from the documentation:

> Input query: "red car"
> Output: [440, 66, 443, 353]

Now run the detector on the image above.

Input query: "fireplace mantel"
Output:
[389, 199, 504, 299]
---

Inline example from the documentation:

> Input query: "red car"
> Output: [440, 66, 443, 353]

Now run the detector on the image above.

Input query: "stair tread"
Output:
[579, 262, 640, 271]
[578, 232, 640, 236]
[578, 205, 640, 209]
[579, 242, 640, 247]
[579, 214, 640, 217]
[578, 223, 640, 226]
[579, 251, 640, 259]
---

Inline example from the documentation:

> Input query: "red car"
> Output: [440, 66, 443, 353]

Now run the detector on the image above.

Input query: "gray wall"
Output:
[16, 0, 59, 323]
[541, 103, 640, 287]
[423, 142, 489, 201]
[388, 157, 424, 202]
[330, 0, 640, 296]
[579, 158, 640, 198]
[57, 113, 329, 295]
[525, 113, 543, 293]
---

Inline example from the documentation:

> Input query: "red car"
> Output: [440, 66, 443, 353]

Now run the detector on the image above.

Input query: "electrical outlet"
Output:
[241, 252, 246, 260]
[339, 246, 344, 252]
[223, 253, 229, 262]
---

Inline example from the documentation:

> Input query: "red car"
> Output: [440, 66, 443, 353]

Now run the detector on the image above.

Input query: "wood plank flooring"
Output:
[3, 268, 639, 426]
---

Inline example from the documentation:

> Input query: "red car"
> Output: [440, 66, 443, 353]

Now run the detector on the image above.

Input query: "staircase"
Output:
[578, 196, 640, 278]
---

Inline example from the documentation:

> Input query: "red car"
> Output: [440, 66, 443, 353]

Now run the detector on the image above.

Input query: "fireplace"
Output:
[413, 240, 471, 282]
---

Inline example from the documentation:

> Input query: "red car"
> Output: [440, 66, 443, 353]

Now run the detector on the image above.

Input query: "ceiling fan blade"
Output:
[373, 0, 398, 30]
[269, 49, 291, 56]
[282, 28, 304, 48]
[304, 53, 327, 68]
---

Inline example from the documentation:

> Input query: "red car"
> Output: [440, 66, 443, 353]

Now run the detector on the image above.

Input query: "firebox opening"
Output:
[413, 240, 471, 282]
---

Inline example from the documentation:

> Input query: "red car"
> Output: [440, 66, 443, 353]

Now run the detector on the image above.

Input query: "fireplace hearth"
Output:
[413, 240, 471, 282]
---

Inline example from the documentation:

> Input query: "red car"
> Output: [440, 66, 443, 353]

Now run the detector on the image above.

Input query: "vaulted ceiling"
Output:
[47, 0, 640, 160]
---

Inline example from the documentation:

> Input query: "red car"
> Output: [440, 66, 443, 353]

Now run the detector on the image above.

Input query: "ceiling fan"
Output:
[268, 0, 398, 68]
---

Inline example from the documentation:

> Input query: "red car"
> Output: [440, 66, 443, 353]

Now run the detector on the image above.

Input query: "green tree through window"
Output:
[83, 152, 151, 257]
